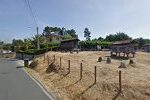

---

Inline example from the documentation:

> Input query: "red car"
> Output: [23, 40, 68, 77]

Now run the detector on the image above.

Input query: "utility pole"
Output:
[0, 46, 1, 54]
[37, 27, 40, 50]
[0, 42, 3, 56]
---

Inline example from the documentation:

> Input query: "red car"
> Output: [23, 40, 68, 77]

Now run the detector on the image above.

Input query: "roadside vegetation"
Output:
[0, 26, 150, 55]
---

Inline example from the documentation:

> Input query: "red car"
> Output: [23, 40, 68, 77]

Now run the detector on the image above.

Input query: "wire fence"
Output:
[42, 53, 123, 93]
[38, 52, 150, 98]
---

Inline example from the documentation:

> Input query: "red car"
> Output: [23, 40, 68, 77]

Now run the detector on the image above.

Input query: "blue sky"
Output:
[0, 0, 150, 42]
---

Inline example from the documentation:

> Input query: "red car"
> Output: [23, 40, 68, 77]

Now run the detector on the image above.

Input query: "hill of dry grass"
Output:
[26, 51, 150, 100]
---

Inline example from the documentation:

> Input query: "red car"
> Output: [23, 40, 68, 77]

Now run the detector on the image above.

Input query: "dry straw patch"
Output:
[26, 51, 150, 100]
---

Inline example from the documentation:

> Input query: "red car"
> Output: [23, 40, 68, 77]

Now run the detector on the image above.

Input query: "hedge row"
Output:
[17, 46, 59, 55]
[40, 42, 59, 49]
[16, 41, 112, 55]
[79, 41, 112, 48]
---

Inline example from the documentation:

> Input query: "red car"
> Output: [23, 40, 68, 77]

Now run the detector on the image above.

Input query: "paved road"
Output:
[0, 58, 53, 100]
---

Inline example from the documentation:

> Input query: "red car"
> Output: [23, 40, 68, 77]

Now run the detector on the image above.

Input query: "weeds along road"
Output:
[0, 58, 54, 100]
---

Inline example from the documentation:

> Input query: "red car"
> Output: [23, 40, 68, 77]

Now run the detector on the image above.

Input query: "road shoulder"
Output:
[16, 60, 56, 100]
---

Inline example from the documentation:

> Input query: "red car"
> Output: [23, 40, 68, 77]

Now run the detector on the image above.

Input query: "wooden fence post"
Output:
[119, 70, 122, 92]
[47, 55, 49, 65]
[94, 66, 97, 84]
[53, 55, 55, 63]
[80, 63, 83, 80]
[68, 60, 70, 74]
[44, 53, 46, 62]
[60, 57, 62, 68]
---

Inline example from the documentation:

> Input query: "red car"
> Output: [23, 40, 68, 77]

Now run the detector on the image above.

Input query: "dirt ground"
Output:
[26, 51, 150, 100]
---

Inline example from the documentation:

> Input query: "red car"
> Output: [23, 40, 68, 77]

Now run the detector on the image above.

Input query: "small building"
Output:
[110, 40, 136, 57]
[43, 31, 63, 42]
[60, 38, 80, 51]
[143, 44, 150, 52]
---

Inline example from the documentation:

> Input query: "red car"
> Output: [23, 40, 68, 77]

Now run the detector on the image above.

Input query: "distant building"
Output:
[43, 31, 63, 42]
[143, 44, 150, 52]
[110, 40, 136, 57]
[60, 38, 80, 51]
[0, 49, 2, 54]
[0, 50, 12, 54]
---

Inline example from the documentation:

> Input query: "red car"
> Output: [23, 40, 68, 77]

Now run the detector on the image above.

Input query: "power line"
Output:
[24, 0, 38, 26]
[23, 0, 40, 50]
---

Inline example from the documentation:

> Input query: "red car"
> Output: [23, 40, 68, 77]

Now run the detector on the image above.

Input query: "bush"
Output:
[40, 42, 60, 49]
[30, 60, 39, 68]
[79, 40, 112, 49]
[17, 46, 59, 55]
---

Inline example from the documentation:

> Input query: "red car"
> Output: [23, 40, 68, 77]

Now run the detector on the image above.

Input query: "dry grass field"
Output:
[26, 51, 150, 100]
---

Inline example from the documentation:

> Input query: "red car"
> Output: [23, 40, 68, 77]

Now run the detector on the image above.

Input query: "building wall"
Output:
[60, 41, 78, 50]
[111, 44, 135, 53]
[144, 46, 150, 52]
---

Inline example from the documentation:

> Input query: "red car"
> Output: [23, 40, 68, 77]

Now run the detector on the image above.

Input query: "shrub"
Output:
[30, 60, 39, 68]
[79, 40, 112, 49]
[17, 46, 59, 55]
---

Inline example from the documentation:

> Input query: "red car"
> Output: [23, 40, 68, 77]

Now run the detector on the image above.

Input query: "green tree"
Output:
[105, 32, 131, 42]
[51, 27, 61, 32]
[32, 35, 47, 48]
[105, 34, 116, 42]
[43, 26, 51, 34]
[2, 43, 12, 50]
[133, 38, 146, 48]
[23, 39, 32, 50]
[0, 41, 4, 45]
[43, 26, 78, 38]
[92, 38, 98, 41]
[84, 28, 91, 40]
[59, 27, 66, 36]
[98, 36, 104, 41]
[12, 39, 24, 51]
[62, 34, 73, 40]
[43, 26, 61, 34]
[144, 39, 150, 44]
[138, 38, 145, 48]
[0, 41, 4, 50]
[12, 39, 24, 46]
[66, 29, 78, 38]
